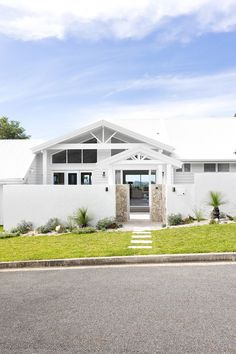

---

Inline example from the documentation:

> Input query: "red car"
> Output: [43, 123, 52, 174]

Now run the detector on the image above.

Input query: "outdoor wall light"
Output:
[172, 187, 176, 192]
[102, 171, 106, 177]
[105, 187, 109, 192]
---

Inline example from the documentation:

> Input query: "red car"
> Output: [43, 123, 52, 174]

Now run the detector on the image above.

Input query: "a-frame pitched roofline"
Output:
[32, 120, 174, 153]
[99, 145, 182, 168]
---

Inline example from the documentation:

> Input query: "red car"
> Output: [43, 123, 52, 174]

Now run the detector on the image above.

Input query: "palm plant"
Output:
[208, 191, 226, 220]
[73, 207, 91, 228]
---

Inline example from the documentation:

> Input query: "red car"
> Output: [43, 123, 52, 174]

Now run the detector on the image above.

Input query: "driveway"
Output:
[0, 263, 236, 353]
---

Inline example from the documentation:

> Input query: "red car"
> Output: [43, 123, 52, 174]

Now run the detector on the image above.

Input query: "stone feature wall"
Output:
[150, 184, 166, 223]
[116, 185, 129, 222]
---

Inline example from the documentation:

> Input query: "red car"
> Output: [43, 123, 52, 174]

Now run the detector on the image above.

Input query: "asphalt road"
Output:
[0, 263, 236, 354]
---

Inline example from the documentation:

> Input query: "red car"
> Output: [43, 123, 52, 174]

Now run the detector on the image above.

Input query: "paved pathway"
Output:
[128, 229, 152, 249]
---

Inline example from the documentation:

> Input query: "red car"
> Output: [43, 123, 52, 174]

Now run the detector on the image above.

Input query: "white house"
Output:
[1, 118, 236, 229]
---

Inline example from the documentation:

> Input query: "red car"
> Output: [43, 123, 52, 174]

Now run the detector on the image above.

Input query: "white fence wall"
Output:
[167, 173, 236, 218]
[3, 185, 116, 230]
[195, 173, 236, 216]
[0, 185, 3, 225]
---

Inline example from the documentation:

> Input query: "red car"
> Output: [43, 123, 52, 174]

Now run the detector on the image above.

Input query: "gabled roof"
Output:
[0, 139, 43, 183]
[99, 145, 182, 168]
[32, 120, 174, 153]
[113, 117, 236, 161]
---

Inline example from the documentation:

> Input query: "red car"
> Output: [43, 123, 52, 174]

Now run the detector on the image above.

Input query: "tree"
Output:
[0, 116, 30, 139]
[208, 191, 226, 220]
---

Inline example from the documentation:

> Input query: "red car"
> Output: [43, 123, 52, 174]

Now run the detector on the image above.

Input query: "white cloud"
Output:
[0, 0, 236, 40]
[104, 70, 236, 101]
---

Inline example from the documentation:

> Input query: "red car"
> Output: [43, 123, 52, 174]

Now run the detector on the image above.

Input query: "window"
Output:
[204, 163, 216, 172]
[68, 173, 77, 185]
[111, 149, 125, 156]
[53, 172, 64, 185]
[184, 164, 191, 172]
[115, 170, 121, 184]
[218, 163, 230, 172]
[81, 172, 92, 185]
[83, 150, 97, 163]
[68, 150, 81, 163]
[176, 164, 191, 173]
[52, 151, 66, 163]
[150, 170, 156, 184]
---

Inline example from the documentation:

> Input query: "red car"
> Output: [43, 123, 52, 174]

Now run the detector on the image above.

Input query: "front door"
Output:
[123, 170, 149, 212]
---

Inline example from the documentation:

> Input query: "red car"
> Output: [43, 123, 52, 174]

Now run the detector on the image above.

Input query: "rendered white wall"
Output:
[166, 185, 195, 217]
[194, 173, 236, 217]
[167, 173, 236, 218]
[0, 185, 3, 225]
[3, 185, 115, 230]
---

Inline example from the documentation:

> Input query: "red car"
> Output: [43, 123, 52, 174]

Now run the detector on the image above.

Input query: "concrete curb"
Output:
[0, 253, 236, 269]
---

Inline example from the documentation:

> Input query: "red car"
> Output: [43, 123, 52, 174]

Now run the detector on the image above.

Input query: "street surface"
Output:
[0, 263, 236, 353]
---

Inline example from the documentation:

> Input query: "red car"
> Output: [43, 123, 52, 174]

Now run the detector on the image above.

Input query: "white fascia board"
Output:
[32, 119, 174, 153]
[181, 159, 236, 163]
[102, 120, 174, 152]
[0, 179, 25, 184]
[98, 145, 182, 168]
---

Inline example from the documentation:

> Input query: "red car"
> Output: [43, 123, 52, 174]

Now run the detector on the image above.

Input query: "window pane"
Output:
[84, 138, 97, 144]
[218, 163, 229, 172]
[115, 170, 121, 184]
[150, 170, 156, 184]
[81, 172, 92, 185]
[184, 164, 191, 172]
[68, 150, 81, 163]
[53, 173, 64, 185]
[111, 149, 125, 156]
[83, 150, 97, 163]
[176, 168, 183, 172]
[68, 173, 77, 185]
[52, 151, 66, 163]
[204, 163, 216, 172]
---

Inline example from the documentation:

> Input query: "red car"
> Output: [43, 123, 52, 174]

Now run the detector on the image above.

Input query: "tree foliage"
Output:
[0, 116, 30, 139]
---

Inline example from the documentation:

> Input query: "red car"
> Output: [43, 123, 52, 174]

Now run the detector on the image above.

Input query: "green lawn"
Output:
[0, 224, 236, 262]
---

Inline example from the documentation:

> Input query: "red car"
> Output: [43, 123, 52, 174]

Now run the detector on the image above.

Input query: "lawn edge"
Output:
[0, 252, 236, 269]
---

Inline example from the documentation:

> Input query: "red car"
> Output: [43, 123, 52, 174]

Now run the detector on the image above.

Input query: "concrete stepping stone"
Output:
[132, 235, 152, 238]
[133, 231, 151, 234]
[128, 246, 152, 249]
[131, 240, 152, 244]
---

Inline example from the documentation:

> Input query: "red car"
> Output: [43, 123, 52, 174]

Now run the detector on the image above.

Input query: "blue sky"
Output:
[0, 1, 236, 138]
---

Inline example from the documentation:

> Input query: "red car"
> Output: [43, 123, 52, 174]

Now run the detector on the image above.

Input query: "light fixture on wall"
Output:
[172, 187, 176, 192]
[105, 187, 109, 192]
[102, 171, 106, 177]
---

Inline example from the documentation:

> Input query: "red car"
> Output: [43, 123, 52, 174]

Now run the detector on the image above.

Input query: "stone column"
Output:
[150, 184, 166, 223]
[116, 185, 129, 222]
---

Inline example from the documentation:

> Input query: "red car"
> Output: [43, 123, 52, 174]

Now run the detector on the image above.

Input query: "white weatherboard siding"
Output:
[3, 185, 115, 230]
[0, 185, 3, 225]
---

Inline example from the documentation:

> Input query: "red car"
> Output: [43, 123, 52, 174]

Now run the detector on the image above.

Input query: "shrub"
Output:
[193, 208, 204, 222]
[182, 216, 194, 225]
[227, 214, 234, 221]
[0, 232, 20, 239]
[73, 208, 91, 228]
[96, 217, 122, 230]
[66, 215, 77, 232]
[72, 227, 96, 234]
[37, 218, 65, 234]
[208, 191, 226, 220]
[168, 214, 183, 226]
[11, 220, 33, 235]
